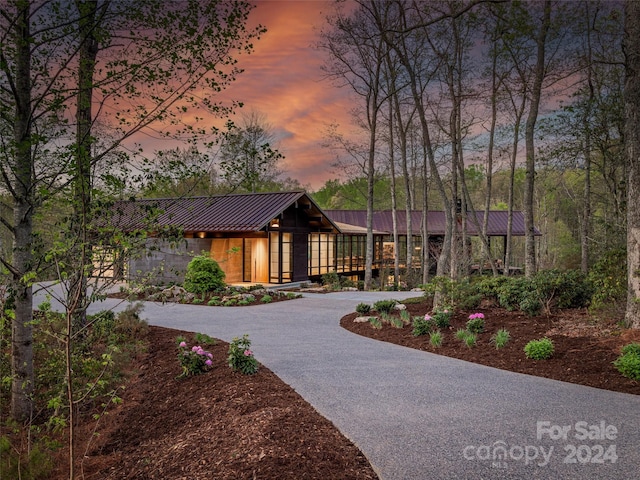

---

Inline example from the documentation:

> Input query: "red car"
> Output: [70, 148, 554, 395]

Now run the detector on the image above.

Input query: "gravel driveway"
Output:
[39, 287, 640, 479]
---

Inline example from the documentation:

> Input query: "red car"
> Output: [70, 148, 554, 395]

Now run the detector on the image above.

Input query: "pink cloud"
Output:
[223, 0, 354, 189]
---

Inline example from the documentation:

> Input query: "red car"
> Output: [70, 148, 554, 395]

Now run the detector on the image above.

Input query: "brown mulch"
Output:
[341, 300, 640, 396]
[49, 326, 377, 480]
[45, 298, 640, 479]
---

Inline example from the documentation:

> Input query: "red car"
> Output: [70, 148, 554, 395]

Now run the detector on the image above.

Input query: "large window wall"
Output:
[308, 233, 335, 276]
[270, 232, 292, 283]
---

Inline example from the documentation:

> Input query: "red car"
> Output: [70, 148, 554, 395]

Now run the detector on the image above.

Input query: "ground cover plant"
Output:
[341, 297, 640, 396]
[2, 325, 377, 480]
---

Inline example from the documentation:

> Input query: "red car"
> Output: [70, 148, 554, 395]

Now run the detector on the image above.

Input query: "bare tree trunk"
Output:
[624, 0, 640, 328]
[524, 0, 551, 277]
[10, 0, 34, 424]
[581, 1, 594, 274]
[387, 96, 401, 283]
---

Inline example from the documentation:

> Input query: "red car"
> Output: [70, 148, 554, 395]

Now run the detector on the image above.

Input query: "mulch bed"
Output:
[341, 300, 640, 396]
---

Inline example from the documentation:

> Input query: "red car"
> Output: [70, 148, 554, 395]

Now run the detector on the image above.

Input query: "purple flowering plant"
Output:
[466, 312, 486, 334]
[176, 336, 214, 377]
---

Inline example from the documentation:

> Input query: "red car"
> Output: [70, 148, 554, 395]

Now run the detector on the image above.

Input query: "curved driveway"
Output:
[53, 289, 640, 479]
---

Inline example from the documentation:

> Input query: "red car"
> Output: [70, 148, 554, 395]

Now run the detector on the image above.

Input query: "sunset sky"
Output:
[223, 0, 353, 190]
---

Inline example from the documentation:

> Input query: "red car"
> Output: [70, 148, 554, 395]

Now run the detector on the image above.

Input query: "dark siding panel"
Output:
[292, 233, 308, 282]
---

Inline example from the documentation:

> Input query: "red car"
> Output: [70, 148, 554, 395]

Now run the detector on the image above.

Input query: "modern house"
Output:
[112, 191, 537, 285]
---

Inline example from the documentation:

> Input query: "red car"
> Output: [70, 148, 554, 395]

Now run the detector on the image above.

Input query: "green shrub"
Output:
[588, 249, 626, 311]
[463, 332, 477, 348]
[412, 316, 435, 336]
[621, 343, 640, 356]
[227, 334, 258, 375]
[455, 328, 468, 341]
[429, 331, 443, 348]
[237, 299, 250, 306]
[356, 303, 371, 315]
[177, 338, 214, 377]
[400, 309, 411, 324]
[261, 294, 273, 304]
[322, 271, 341, 290]
[223, 299, 237, 306]
[524, 338, 554, 360]
[389, 316, 404, 328]
[183, 255, 226, 294]
[497, 277, 531, 311]
[519, 290, 543, 317]
[533, 269, 593, 310]
[474, 275, 510, 301]
[373, 299, 397, 315]
[466, 313, 485, 334]
[0, 435, 53, 480]
[208, 297, 221, 306]
[432, 309, 452, 328]
[491, 329, 510, 349]
[613, 351, 640, 381]
[369, 317, 382, 329]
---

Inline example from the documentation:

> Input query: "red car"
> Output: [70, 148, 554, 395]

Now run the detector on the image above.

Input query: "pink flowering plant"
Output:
[432, 307, 452, 328]
[227, 334, 258, 375]
[466, 312, 485, 333]
[176, 336, 214, 377]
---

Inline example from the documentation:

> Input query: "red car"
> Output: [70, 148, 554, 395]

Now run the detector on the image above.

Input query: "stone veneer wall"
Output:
[128, 238, 212, 285]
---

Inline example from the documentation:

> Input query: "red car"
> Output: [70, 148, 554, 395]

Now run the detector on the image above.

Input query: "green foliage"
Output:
[621, 343, 640, 356]
[177, 338, 214, 377]
[389, 315, 404, 329]
[208, 297, 221, 306]
[455, 329, 468, 341]
[497, 277, 531, 311]
[432, 309, 452, 328]
[519, 290, 543, 317]
[412, 316, 436, 336]
[533, 269, 593, 310]
[183, 255, 226, 294]
[429, 331, 443, 348]
[321, 271, 342, 290]
[466, 315, 485, 334]
[0, 435, 53, 480]
[588, 249, 627, 311]
[463, 332, 477, 348]
[421, 277, 480, 310]
[261, 294, 273, 304]
[227, 334, 258, 375]
[400, 309, 411, 324]
[373, 299, 397, 315]
[613, 347, 640, 381]
[356, 302, 371, 315]
[474, 275, 510, 301]
[491, 329, 511, 349]
[524, 338, 555, 360]
[369, 317, 382, 329]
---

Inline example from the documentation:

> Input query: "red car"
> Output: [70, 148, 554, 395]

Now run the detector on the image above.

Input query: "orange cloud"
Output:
[224, 0, 355, 189]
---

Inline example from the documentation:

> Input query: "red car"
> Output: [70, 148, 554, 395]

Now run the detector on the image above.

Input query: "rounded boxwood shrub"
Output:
[613, 350, 640, 381]
[373, 299, 397, 315]
[356, 303, 371, 315]
[183, 255, 226, 294]
[524, 338, 554, 360]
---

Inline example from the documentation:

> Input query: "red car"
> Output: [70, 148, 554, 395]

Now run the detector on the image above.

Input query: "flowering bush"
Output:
[177, 338, 214, 377]
[432, 308, 452, 328]
[227, 334, 258, 375]
[466, 312, 485, 333]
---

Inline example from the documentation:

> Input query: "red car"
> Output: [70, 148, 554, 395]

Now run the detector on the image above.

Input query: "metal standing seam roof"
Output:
[323, 209, 540, 236]
[113, 191, 327, 233]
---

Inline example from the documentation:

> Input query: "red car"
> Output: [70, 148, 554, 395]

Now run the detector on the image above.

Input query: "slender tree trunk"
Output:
[624, 0, 640, 328]
[387, 97, 401, 283]
[524, 0, 551, 277]
[581, 2, 594, 274]
[10, 0, 35, 424]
